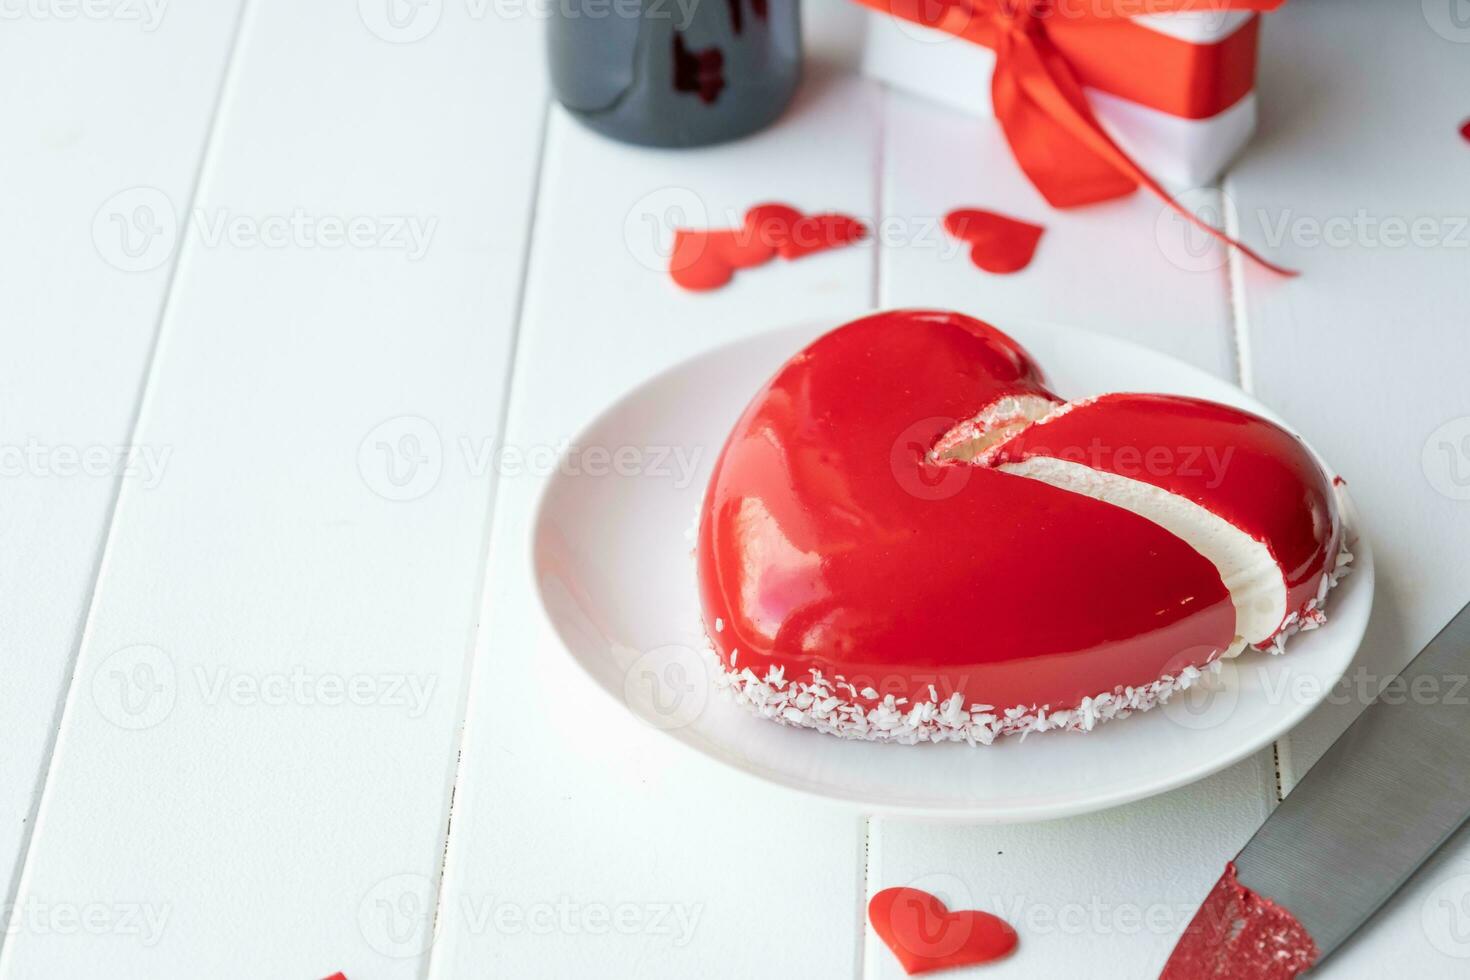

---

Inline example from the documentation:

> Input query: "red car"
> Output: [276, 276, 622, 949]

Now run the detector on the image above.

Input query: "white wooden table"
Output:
[3, 1, 1468, 976]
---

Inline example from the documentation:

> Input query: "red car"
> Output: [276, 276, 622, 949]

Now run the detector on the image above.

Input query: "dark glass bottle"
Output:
[548, 0, 802, 148]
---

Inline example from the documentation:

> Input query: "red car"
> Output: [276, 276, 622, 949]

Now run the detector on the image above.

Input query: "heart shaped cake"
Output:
[695, 310, 1351, 743]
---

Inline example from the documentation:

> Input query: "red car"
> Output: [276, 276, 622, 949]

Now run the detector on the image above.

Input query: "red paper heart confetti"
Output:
[943, 208, 1045, 274]
[746, 202, 869, 259]
[669, 227, 776, 291]
[1460, 118, 1470, 143]
[670, 202, 867, 291]
[869, 887, 1018, 975]
[743, 202, 803, 242]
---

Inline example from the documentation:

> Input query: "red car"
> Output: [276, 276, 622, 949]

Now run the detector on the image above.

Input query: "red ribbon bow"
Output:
[869, 0, 1293, 274]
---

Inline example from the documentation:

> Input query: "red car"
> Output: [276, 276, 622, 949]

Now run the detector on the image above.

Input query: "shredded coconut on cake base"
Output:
[1253, 542, 1354, 656]
[704, 538, 1354, 745]
[708, 654, 1228, 745]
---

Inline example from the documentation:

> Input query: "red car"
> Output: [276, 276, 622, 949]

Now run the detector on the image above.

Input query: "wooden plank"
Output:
[868, 78, 1281, 977]
[428, 61, 884, 980]
[1227, 1, 1470, 973]
[0, 3, 544, 977]
[0, 0, 244, 926]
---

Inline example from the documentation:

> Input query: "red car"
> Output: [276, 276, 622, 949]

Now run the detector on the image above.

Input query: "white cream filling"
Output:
[996, 456, 1285, 647]
[930, 394, 1061, 464]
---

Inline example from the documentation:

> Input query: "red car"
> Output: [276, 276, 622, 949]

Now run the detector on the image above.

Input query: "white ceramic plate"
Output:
[531, 317, 1374, 822]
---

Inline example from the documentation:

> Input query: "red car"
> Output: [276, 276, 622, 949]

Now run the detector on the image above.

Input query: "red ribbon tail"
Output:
[997, 26, 1296, 277]
[1154, 184, 1297, 277]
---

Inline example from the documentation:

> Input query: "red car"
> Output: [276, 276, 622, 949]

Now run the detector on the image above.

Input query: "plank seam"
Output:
[1223, 185, 1256, 397]
[1222, 179, 1283, 804]
[858, 82, 888, 980]
[0, 0, 258, 960]
[858, 816, 873, 979]
[421, 93, 553, 980]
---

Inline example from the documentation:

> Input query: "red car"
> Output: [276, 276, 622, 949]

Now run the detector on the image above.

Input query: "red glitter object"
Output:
[943, 208, 1045, 274]
[869, 887, 1018, 975]
[1161, 863, 1319, 979]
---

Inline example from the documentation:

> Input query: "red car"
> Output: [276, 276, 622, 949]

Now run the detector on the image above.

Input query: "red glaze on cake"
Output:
[695, 310, 1345, 743]
[1160, 863, 1318, 979]
[988, 393, 1343, 642]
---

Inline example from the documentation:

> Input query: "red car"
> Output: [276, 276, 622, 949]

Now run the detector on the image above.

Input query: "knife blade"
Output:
[1164, 599, 1470, 977]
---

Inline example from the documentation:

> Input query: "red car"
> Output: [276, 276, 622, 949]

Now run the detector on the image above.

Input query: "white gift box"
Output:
[860, 9, 1260, 189]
